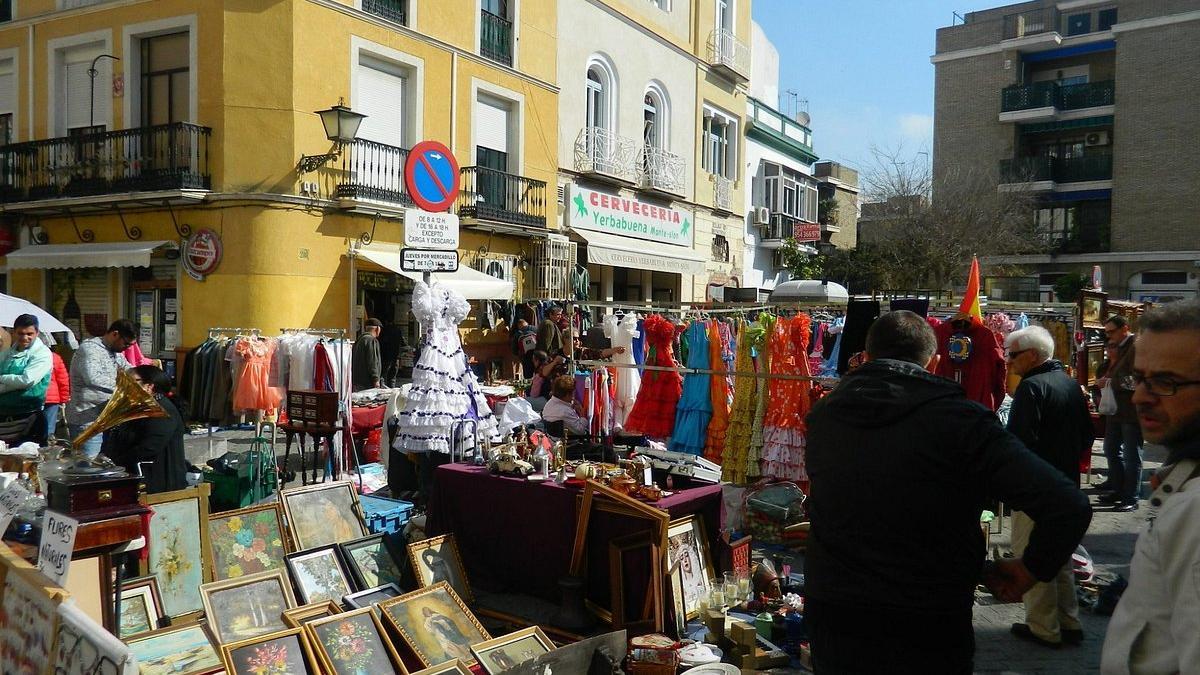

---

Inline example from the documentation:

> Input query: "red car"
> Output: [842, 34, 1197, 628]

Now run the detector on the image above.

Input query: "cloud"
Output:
[898, 113, 935, 145]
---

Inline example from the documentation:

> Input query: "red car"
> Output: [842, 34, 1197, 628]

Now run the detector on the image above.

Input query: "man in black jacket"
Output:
[1003, 325, 1095, 648]
[102, 365, 188, 494]
[804, 311, 1092, 674]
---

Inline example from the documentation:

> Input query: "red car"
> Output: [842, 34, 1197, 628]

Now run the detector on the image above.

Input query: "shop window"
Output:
[712, 234, 729, 263]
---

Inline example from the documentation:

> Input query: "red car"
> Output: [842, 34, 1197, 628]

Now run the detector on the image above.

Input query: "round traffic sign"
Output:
[405, 140, 461, 212]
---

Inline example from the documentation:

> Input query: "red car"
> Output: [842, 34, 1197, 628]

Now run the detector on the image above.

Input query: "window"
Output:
[480, 0, 513, 66]
[140, 32, 189, 126]
[759, 161, 816, 220]
[474, 93, 512, 209]
[642, 84, 668, 151]
[355, 55, 408, 146]
[650, 0, 670, 10]
[716, 0, 732, 34]
[702, 108, 736, 179]
[1066, 13, 1091, 36]
[56, 43, 111, 135]
[1141, 271, 1188, 285]
[0, 57, 13, 143]
[1, 1, 11, 22]
[0, 114, 10, 145]
[362, 0, 408, 25]
[1098, 8, 1118, 31]
[586, 67, 609, 132]
[712, 234, 729, 263]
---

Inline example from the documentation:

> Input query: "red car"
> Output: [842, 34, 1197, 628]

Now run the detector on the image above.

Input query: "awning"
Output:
[5, 241, 176, 270]
[353, 246, 514, 300]
[570, 229, 706, 276]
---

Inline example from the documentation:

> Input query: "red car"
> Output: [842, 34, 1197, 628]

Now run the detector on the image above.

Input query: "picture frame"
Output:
[280, 481, 368, 551]
[339, 533, 405, 590]
[378, 582, 491, 668]
[1079, 290, 1107, 328]
[344, 583, 404, 610]
[305, 607, 407, 674]
[1086, 343, 1105, 387]
[469, 626, 554, 675]
[200, 569, 296, 645]
[282, 601, 343, 630]
[407, 534, 473, 603]
[124, 621, 223, 675]
[669, 565, 687, 640]
[666, 515, 713, 620]
[411, 662, 472, 675]
[286, 545, 356, 605]
[220, 627, 319, 675]
[609, 530, 663, 634]
[142, 485, 214, 621]
[206, 502, 291, 581]
[118, 575, 164, 639]
[570, 480, 669, 577]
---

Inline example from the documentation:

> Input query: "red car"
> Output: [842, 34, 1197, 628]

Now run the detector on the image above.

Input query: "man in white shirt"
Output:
[540, 375, 588, 437]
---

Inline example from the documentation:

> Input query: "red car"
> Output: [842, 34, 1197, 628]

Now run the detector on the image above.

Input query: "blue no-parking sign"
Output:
[404, 140, 461, 212]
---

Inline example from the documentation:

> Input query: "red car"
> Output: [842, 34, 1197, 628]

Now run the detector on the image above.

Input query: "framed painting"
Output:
[220, 627, 319, 675]
[143, 485, 214, 621]
[1080, 290, 1107, 328]
[207, 503, 290, 580]
[378, 582, 490, 668]
[1086, 343, 1105, 387]
[470, 627, 554, 675]
[305, 607, 407, 674]
[118, 575, 164, 639]
[411, 662, 472, 675]
[666, 515, 713, 620]
[285, 545, 356, 605]
[282, 601, 343, 630]
[339, 533, 405, 590]
[200, 570, 296, 645]
[344, 583, 404, 610]
[407, 534, 473, 603]
[280, 481, 367, 550]
[124, 622, 223, 675]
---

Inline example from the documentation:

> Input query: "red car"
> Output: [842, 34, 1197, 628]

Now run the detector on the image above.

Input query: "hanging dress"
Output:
[748, 313, 776, 480]
[722, 320, 757, 484]
[394, 281, 498, 454]
[762, 314, 813, 482]
[623, 314, 683, 439]
[232, 338, 282, 413]
[670, 321, 713, 456]
[605, 312, 641, 429]
[703, 320, 732, 463]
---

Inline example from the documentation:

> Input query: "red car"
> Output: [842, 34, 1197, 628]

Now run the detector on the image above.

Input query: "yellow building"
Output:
[0, 0, 558, 375]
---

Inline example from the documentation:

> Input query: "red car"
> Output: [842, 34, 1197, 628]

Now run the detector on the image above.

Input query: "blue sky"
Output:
[751, 0, 1004, 170]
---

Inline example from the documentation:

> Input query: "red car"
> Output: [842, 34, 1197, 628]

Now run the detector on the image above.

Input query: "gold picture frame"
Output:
[220, 627, 320, 675]
[282, 600, 343, 629]
[470, 626, 554, 675]
[118, 575, 164, 639]
[200, 569, 296, 645]
[124, 621, 223, 675]
[1079, 290, 1107, 328]
[377, 582, 491, 668]
[142, 484, 215, 623]
[280, 481, 368, 551]
[411, 662, 472, 675]
[304, 607, 409, 674]
[407, 534, 474, 603]
[666, 515, 714, 620]
[206, 502, 292, 581]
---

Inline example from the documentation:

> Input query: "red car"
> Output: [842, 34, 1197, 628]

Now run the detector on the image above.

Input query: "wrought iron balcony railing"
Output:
[335, 137, 413, 206]
[1003, 7, 1060, 39]
[480, 10, 513, 66]
[760, 213, 797, 241]
[574, 127, 638, 182]
[0, 122, 211, 203]
[362, 0, 407, 24]
[1001, 80, 1114, 112]
[712, 174, 733, 212]
[1000, 154, 1113, 184]
[706, 29, 751, 81]
[457, 166, 546, 228]
[636, 145, 685, 195]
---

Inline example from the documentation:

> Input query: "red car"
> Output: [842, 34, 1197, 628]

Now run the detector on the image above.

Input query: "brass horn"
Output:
[72, 369, 168, 451]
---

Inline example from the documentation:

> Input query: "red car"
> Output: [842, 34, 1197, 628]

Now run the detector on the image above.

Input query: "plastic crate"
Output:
[359, 494, 414, 535]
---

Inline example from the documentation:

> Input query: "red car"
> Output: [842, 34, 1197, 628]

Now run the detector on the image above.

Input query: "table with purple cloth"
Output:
[427, 463, 722, 605]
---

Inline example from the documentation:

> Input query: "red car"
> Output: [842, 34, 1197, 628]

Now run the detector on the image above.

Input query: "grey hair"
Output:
[1140, 299, 1200, 333]
[1004, 325, 1055, 361]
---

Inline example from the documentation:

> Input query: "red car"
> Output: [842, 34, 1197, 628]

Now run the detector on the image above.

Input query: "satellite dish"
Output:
[796, 111, 811, 127]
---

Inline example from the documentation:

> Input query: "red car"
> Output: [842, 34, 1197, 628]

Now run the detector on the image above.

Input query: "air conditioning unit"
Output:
[1085, 131, 1109, 147]
[752, 207, 770, 225]
[772, 249, 788, 269]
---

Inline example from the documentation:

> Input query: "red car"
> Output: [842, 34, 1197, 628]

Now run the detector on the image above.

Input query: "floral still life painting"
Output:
[308, 608, 404, 675]
[221, 629, 316, 675]
[208, 504, 289, 580]
[147, 493, 209, 618]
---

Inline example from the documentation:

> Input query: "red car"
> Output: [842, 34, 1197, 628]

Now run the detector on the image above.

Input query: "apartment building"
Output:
[0, 0, 558, 372]
[933, 0, 1200, 302]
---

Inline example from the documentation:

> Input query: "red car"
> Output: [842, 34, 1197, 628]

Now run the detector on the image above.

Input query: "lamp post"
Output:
[88, 54, 120, 129]
[298, 99, 368, 173]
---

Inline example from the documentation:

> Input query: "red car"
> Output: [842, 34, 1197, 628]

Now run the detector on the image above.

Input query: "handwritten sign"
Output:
[0, 482, 30, 536]
[38, 511, 79, 586]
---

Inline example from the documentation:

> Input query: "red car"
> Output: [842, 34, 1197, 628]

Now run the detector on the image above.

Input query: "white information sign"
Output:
[38, 510, 79, 586]
[401, 248, 460, 273]
[0, 482, 30, 536]
[404, 209, 460, 250]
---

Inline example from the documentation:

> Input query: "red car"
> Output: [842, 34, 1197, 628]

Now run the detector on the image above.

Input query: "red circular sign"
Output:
[404, 140, 461, 212]
[183, 229, 223, 279]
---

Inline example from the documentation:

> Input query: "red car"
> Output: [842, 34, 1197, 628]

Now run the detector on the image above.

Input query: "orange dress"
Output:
[233, 338, 283, 413]
[762, 314, 812, 481]
[703, 320, 731, 463]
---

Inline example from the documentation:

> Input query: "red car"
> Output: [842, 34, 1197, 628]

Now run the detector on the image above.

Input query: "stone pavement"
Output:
[972, 440, 1165, 675]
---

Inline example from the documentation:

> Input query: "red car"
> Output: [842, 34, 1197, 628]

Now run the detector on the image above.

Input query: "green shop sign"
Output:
[568, 185, 694, 247]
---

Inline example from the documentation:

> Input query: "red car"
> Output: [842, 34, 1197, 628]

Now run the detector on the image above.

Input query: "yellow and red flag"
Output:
[958, 256, 983, 323]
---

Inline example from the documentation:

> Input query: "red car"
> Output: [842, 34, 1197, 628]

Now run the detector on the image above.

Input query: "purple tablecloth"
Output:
[427, 464, 722, 604]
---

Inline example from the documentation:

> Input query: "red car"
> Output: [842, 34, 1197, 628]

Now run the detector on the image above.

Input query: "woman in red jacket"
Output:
[43, 350, 70, 440]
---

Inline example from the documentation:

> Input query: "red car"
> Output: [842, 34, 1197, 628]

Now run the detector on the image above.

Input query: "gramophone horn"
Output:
[72, 369, 168, 450]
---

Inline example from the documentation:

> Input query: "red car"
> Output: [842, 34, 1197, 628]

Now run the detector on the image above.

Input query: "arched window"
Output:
[642, 83, 669, 151]
[584, 55, 616, 134]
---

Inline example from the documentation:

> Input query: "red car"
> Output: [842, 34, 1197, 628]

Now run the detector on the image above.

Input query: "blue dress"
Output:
[670, 321, 713, 456]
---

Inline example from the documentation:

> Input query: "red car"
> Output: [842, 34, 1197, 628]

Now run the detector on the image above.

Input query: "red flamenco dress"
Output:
[623, 314, 683, 439]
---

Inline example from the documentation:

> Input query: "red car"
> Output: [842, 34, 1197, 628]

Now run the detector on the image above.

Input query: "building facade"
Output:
[933, 0, 1200, 302]
[0, 0, 558, 374]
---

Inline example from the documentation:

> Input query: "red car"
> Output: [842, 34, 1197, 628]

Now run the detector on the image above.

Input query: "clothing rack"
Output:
[576, 359, 830, 383]
[207, 327, 261, 338]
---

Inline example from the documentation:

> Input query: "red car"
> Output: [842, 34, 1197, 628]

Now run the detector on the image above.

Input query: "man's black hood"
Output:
[813, 358, 965, 428]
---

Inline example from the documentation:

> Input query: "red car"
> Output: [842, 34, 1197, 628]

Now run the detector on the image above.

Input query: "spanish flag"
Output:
[958, 256, 983, 323]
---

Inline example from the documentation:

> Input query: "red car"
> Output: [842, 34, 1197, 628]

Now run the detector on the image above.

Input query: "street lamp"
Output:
[298, 99, 367, 173]
[88, 54, 119, 129]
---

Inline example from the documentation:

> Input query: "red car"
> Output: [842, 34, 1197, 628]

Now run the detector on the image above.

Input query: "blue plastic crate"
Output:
[359, 494, 414, 535]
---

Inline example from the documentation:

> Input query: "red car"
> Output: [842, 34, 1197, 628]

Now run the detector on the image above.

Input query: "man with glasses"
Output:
[1102, 299, 1200, 674]
[1096, 314, 1142, 511]
[66, 319, 135, 458]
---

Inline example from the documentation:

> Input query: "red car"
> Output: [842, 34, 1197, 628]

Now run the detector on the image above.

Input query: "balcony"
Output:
[574, 127, 638, 184]
[1000, 80, 1114, 122]
[999, 154, 1113, 189]
[712, 174, 733, 213]
[758, 213, 797, 249]
[746, 98, 818, 165]
[0, 123, 211, 206]
[706, 29, 750, 82]
[480, 10, 514, 67]
[1002, 7, 1060, 40]
[456, 166, 547, 230]
[636, 146, 685, 197]
[1045, 222, 1110, 254]
[335, 138, 414, 209]
[362, 0, 407, 24]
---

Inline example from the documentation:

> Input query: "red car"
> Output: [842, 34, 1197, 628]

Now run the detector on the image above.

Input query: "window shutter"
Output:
[355, 57, 406, 146]
[474, 94, 509, 154]
[0, 61, 13, 116]
[61, 47, 109, 133]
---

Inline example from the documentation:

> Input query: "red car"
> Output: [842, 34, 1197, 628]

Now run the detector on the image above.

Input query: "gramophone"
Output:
[45, 370, 169, 518]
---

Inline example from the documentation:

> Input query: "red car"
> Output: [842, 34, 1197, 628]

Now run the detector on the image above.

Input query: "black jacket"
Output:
[102, 394, 188, 494]
[1097, 334, 1137, 422]
[1006, 360, 1094, 483]
[804, 359, 1092, 614]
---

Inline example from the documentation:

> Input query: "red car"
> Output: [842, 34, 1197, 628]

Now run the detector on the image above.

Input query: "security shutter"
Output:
[49, 268, 111, 340]
[474, 94, 509, 154]
[355, 56, 405, 146]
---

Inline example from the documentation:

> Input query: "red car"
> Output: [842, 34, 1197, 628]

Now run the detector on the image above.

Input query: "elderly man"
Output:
[1101, 300, 1200, 674]
[1003, 325, 1096, 648]
[352, 318, 383, 391]
[67, 319, 135, 458]
[0, 314, 53, 445]
[1096, 314, 1143, 510]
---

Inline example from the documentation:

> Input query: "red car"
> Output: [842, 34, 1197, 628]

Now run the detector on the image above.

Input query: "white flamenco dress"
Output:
[603, 312, 641, 429]
[394, 281, 498, 455]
